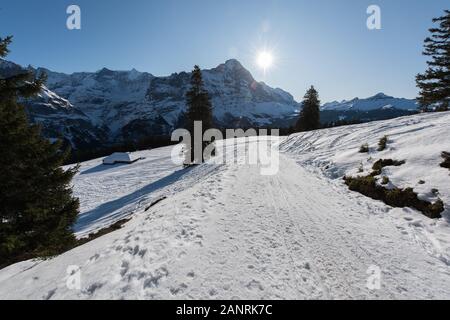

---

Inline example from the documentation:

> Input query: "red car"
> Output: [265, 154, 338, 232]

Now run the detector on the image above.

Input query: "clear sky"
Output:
[0, 0, 448, 102]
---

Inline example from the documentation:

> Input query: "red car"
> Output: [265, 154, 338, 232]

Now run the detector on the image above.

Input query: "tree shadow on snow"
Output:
[74, 166, 194, 232]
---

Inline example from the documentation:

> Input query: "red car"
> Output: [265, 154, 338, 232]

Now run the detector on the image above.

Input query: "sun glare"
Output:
[257, 51, 273, 72]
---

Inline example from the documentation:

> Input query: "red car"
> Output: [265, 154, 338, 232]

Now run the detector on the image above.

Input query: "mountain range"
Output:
[0, 59, 419, 152]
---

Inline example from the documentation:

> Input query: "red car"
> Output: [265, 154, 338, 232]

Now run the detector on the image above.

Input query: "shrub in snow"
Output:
[344, 175, 443, 219]
[441, 151, 450, 169]
[358, 162, 364, 173]
[378, 136, 388, 151]
[344, 158, 443, 218]
[371, 159, 405, 176]
[359, 143, 369, 153]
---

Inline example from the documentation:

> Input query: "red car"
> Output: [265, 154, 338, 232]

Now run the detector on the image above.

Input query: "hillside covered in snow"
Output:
[0, 112, 449, 300]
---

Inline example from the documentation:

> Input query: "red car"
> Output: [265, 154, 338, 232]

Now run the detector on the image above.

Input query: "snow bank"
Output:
[280, 111, 450, 263]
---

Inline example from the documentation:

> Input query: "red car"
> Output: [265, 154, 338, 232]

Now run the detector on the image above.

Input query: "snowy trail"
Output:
[1, 138, 450, 299]
[180, 151, 450, 299]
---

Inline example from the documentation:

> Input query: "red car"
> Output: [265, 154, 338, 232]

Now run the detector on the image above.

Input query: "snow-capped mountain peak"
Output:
[367, 92, 394, 100]
[321, 93, 418, 112]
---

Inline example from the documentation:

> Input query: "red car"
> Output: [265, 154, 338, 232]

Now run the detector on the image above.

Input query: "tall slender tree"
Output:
[0, 36, 79, 267]
[295, 86, 321, 132]
[185, 65, 214, 164]
[416, 10, 450, 111]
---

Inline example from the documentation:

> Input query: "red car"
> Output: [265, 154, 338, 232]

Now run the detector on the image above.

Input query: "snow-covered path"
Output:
[1, 136, 450, 299]
[196, 154, 450, 299]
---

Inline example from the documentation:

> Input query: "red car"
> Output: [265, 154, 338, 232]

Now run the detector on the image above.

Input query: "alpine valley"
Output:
[0, 59, 419, 155]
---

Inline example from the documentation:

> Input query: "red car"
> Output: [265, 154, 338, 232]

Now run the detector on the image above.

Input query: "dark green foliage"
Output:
[440, 151, 450, 169]
[185, 65, 214, 164]
[0, 35, 12, 57]
[359, 143, 369, 153]
[0, 36, 79, 268]
[416, 10, 450, 111]
[371, 159, 406, 176]
[345, 175, 382, 198]
[344, 175, 443, 219]
[381, 176, 390, 185]
[295, 86, 320, 132]
[378, 136, 388, 151]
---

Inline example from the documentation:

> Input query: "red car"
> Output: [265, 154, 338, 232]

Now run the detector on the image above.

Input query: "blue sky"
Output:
[0, 0, 448, 102]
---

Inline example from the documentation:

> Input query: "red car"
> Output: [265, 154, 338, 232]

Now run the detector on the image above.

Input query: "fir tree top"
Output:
[303, 86, 320, 105]
[0, 36, 46, 100]
[416, 10, 450, 111]
[188, 65, 204, 96]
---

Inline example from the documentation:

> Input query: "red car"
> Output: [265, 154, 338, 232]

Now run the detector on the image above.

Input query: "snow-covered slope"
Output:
[1, 113, 450, 299]
[70, 146, 184, 237]
[280, 111, 450, 264]
[321, 93, 418, 112]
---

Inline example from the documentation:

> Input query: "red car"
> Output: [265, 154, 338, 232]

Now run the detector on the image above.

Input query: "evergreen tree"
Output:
[0, 36, 79, 267]
[416, 10, 450, 111]
[185, 65, 214, 164]
[295, 86, 321, 132]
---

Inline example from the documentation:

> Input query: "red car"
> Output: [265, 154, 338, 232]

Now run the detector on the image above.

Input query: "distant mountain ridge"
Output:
[321, 92, 418, 112]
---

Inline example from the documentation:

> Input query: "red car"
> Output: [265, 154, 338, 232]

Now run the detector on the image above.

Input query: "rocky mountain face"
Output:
[22, 85, 109, 149]
[28, 59, 299, 148]
[0, 60, 107, 149]
[147, 59, 300, 129]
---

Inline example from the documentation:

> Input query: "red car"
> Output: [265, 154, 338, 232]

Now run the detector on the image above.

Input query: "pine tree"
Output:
[295, 86, 321, 132]
[185, 65, 214, 164]
[416, 10, 450, 111]
[0, 36, 79, 267]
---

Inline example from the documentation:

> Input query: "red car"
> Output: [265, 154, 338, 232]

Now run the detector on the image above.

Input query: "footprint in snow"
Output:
[246, 280, 264, 291]
[85, 282, 104, 295]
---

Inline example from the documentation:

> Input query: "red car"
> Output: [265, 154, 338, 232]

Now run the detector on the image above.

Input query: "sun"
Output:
[257, 51, 273, 72]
